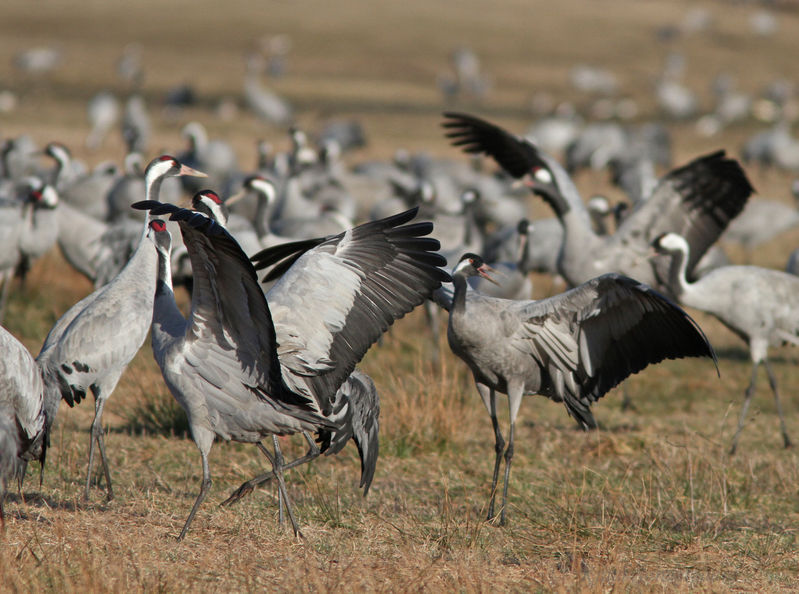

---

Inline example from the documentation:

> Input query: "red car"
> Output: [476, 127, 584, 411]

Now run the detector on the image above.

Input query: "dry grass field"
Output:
[2, 0, 799, 590]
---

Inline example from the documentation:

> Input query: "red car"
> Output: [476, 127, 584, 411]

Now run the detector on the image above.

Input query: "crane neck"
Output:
[451, 272, 469, 313]
[665, 244, 692, 299]
[154, 243, 174, 299]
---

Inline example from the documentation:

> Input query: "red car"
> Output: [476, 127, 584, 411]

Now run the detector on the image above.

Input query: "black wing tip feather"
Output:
[680, 150, 756, 198]
[585, 274, 718, 402]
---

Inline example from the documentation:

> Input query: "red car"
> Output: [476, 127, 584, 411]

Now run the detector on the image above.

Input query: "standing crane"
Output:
[35, 156, 205, 500]
[437, 253, 717, 525]
[132, 199, 448, 539]
[654, 233, 799, 454]
[190, 189, 383, 509]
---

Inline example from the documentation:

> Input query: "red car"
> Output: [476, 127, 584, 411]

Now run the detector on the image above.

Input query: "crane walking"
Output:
[654, 232, 799, 454]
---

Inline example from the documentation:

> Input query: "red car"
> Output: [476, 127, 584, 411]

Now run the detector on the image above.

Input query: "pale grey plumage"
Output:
[438, 253, 717, 525]
[0, 325, 46, 523]
[136, 200, 447, 538]
[36, 156, 205, 500]
[55, 200, 142, 288]
[722, 193, 799, 258]
[655, 232, 799, 454]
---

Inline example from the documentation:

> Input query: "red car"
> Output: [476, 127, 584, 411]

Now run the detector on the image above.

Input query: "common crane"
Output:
[654, 232, 799, 454]
[132, 200, 448, 539]
[437, 253, 717, 525]
[36, 156, 205, 500]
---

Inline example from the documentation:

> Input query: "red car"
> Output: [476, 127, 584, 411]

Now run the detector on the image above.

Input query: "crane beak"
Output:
[478, 263, 500, 285]
[225, 188, 247, 206]
[179, 164, 208, 178]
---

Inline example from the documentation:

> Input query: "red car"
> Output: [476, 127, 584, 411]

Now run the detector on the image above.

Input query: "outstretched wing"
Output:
[510, 273, 717, 428]
[616, 151, 753, 277]
[442, 112, 543, 177]
[133, 200, 312, 413]
[252, 208, 450, 413]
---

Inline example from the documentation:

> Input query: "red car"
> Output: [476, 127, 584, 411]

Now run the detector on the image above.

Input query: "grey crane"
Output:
[243, 52, 294, 128]
[132, 199, 448, 539]
[442, 112, 753, 297]
[85, 91, 120, 152]
[654, 232, 799, 454]
[0, 178, 60, 322]
[36, 156, 205, 500]
[437, 253, 717, 525]
[178, 121, 240, 197]
[186, 189, 383, 513]
[0, 325, 46, 524]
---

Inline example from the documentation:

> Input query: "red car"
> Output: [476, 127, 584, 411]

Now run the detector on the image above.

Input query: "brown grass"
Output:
[2, 0, 799, 591]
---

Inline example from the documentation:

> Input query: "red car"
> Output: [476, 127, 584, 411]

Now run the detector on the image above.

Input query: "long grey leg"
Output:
[499, 421, 516, 526]
[272, 436, 285, 526]
[85, 394, 114, 501]
[764, 361, 792, 449]
[178, 449, 212, 541]
[221, 432, 321, 506]
[85, 393, 114, 501]
[730, 362, 760, 456]
[498, 383, 525, 526]
[256, 442, 303, 538]
[476, 383, 504, 521]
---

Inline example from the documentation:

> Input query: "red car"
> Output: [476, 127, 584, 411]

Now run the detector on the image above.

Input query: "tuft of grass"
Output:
[122, 388, 190, 437]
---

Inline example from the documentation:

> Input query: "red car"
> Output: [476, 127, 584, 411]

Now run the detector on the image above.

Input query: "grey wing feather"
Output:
[614, 151, 753, 278]
[265, 209, 449, 412]
[316, 369, 380, 494]
[511, 274, 716, 428]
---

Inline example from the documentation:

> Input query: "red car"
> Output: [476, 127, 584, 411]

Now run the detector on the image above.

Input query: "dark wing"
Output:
[132, 200, 312, 411]
[258, 207, 450, 412]
[616, 151, 754, 277]
[510, 273, 717, 429]
[442, 112, 544, 178]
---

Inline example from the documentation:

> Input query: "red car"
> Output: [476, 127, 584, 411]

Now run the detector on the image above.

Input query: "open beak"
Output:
[478, 263, 500, 285]
[179, 164, 208, 178]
